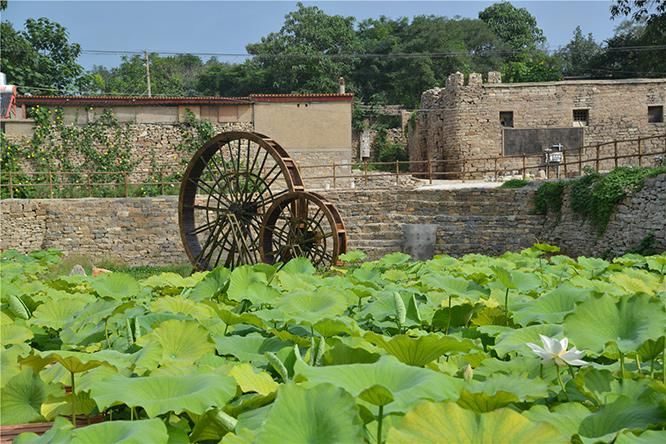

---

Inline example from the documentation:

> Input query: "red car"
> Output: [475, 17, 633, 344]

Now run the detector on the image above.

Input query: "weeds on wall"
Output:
[499, 179, 530, 189]
[1, 107, 215, 199]
[535, 166, 666, 235]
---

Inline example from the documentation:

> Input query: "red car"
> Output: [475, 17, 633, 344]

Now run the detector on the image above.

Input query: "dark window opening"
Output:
[648, 106, 663, 123]
[573, 109, 589, 126]
[500, 111, 513, 128]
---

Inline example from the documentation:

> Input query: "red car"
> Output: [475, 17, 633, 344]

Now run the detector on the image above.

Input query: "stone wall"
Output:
[3, 174, 663, 265]
[411, 73, 666, 179]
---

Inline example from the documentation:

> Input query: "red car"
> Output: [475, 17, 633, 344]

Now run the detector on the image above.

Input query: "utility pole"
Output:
[144, 50, 152, 97]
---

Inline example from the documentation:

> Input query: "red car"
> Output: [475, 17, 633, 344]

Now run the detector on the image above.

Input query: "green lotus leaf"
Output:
[0, 368, 47, 425]
[213, 333, 291, 364]
[431, 303, 482, 330]
[255, 383, 364, 444]
[276, 289, 348, 325]
[563, 294, 666, 354]
[7, 294, 31, 320]
[188, 267, 230, 301]
[13, 416, 74, 444]
[615, 430, 666, 444]
[229, 363, 278, 396]
[524, 403, 591, 441]
[578, 397, 666, 439]
[207, 305, 265, 329]
[1, 344, 32, 387]
[512, 283, 592, 326]
[41, 389, 96, 421]
[421, 274, 471, 294]
[456, 389, 519, 412]
[91, 272, 141, 299]
[338, 250, 367, 264]
[279, 257, 315, 275]
[383, 269, 409, 282]
[313, 317, 360, 337]
[295, 355, 463, 414]
[1, 323, 34, 346]
[638, 336, 665, 361]
[150, 296, 216, 319]
[577, 257, 610, 277]
[137, 319, 215, 367]
[321, 338, 381, 365]
[70, 419, 169, 444]
[30, 297, 88, 330]
[358, 384, 394, 406]
[141, 272, 203, 290]
[609, 269, 660, 296]
[493, 324, 564, 358]
[467, 374, 549, 402]
[387, 401, 563, 444]
[189, 408, 238, 443]
[226, 266, 268, 302]
[364, 332, 477, 366]
[90, 373, 237, 417]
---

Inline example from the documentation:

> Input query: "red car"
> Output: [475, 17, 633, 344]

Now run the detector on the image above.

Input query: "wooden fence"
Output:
[2, 134, 664, 198]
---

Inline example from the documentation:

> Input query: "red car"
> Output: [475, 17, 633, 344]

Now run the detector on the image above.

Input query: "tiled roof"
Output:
[16, 93, 354, 106]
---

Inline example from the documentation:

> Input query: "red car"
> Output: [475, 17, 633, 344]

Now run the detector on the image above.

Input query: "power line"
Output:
[74, 45, 666, 59]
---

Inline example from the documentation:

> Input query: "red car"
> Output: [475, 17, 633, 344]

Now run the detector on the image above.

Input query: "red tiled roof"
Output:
[16, 95, 252, 106]
[16, 93, 354, 106]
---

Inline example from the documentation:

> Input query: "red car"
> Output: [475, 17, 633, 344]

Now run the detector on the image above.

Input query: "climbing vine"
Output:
[535, 166, 666, 235]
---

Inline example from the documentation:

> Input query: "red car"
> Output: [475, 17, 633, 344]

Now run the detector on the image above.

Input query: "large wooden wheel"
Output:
[179, 132, 304, 270]
[260, 191, 347, 269]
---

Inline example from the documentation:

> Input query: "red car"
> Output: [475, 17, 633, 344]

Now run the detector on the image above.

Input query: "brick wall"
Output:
[2, 174, 663, 265]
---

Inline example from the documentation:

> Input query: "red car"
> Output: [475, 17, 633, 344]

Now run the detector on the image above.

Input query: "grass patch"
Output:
[500, 179, 530, 189]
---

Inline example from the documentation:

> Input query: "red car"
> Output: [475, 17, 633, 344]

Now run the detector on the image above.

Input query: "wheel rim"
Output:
[179, 131, 304, 270]
[260, 191, 347, 269]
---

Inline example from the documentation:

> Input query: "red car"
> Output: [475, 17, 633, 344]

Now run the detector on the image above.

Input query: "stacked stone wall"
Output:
[2, 174, 663, 265]
[412, 74, 666, 179]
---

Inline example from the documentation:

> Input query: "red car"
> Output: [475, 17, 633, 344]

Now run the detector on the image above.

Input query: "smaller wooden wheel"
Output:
[260, 191, 347, 268]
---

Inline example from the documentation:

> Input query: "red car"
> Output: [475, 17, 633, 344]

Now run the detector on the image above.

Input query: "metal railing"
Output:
[2, 134, 664, 198]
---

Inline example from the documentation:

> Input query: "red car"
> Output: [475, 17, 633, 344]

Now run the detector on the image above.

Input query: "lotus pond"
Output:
[1, 247, 665, 443]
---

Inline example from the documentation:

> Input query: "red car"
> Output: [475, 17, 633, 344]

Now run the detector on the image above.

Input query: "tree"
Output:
[610, 0, 666, 21]
[245, 3, 362, 93]
[1, 18, 88, 94]
[501, 51, 562, 83]
[93, 53, 207, 96]
[557, 26, 602, 77]
[479, 1, 546, 53]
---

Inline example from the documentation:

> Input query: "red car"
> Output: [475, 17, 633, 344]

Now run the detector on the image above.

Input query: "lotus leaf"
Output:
[525, 403, 592, 441]
[295, 355, 463, 413]
[229, 363, 278, 395]
[386, 401, 563, 443]
[91, 273, 141, 299]
[255, 383, 365, 444]
[563, 294, 666, 354]
[150, 296, 216, 319]
[90, 373, 237, 417]
[578, 397, 666, 439]
[1, 368, 50, 425]
[138, 319, 215, 366]
[364, 332, 477, 366]
[30, 297, 89, 330]
[1, 323, 34, 346]
[615, 430, 666, 444]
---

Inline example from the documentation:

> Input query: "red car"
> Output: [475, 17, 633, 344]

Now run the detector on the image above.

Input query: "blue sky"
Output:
[2, 1, 620, 70]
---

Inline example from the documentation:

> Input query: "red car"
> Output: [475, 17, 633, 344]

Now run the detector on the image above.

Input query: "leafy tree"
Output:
[1, 18, 88, 94]
[245, 3, 362, 93]
[92, 53, 206, 96]
[502, 51, 562, 83]
[479, 1, 546, 53]
[557, 26, 602, 77]
[610, 0, 666, 21]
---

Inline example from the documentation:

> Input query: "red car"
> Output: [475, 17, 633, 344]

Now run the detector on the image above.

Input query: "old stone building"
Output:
[2, 93, 353, 185]
[409, 72, 666, 179]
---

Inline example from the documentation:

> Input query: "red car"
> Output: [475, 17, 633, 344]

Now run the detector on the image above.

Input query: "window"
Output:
[573, 109, 589, 126]
[648, 105, 664, 123]
[499, 111, 513, 128]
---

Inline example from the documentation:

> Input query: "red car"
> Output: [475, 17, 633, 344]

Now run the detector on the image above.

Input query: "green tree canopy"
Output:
[557, 26, 603, 77]
[479, 1, 546, 52]
[1, 18, 88, 94]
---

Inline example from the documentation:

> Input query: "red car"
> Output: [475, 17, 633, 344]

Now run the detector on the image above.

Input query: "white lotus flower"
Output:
[526, 335, 588, 367]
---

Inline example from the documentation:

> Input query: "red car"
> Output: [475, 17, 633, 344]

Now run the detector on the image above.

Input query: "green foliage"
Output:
[371, 128, 408, 171]
[534, 181, 566, 215]
[0, 18, 90, 94]
[500, 179, 530, 188]
[556, 26, 603, 77]
[569, 166, 666, 234]
[2, 246, 665, 440]
[478, 1, 545, 52]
